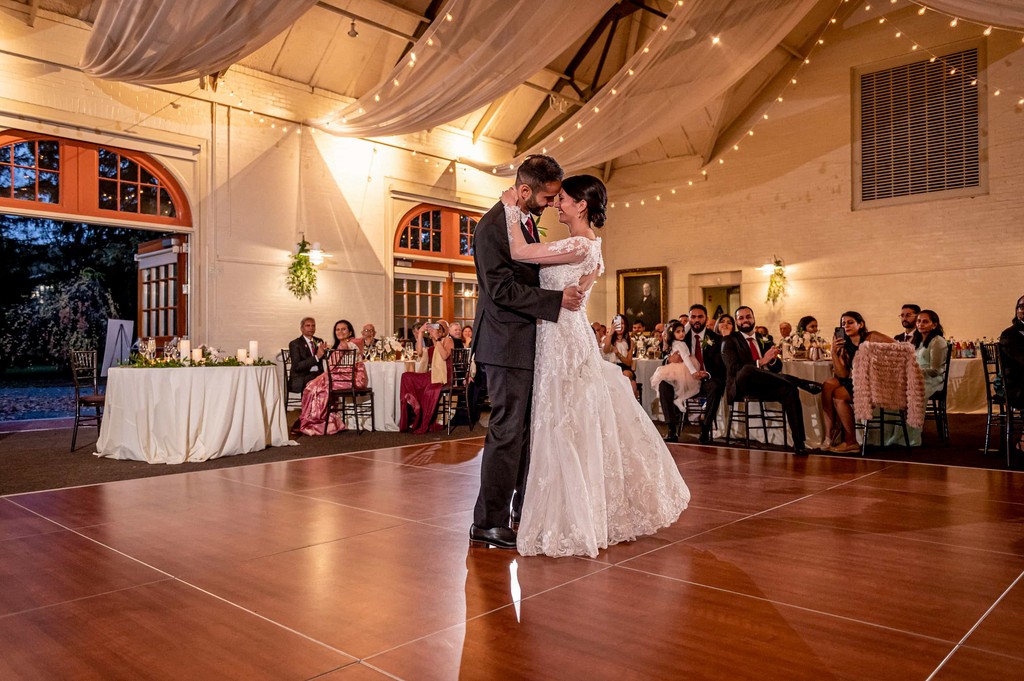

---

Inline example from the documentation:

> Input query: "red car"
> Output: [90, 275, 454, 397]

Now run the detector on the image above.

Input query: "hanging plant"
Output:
[287, 237, 318, 301]
[765, 255, 787, 305]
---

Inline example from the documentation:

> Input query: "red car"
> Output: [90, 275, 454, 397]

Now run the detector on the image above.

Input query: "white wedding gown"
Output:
[507, 210, 691, 558]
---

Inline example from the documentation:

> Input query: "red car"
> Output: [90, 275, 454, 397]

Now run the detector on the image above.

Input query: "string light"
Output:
[614, 0, 1024, 209]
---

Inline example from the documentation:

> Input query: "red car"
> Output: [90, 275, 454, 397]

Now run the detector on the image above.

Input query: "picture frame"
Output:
[616, 267, 668, 332]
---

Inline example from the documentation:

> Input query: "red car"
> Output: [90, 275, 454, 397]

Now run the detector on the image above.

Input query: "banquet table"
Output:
[360, 360, 414, 431]
[95, 365, 291, 464]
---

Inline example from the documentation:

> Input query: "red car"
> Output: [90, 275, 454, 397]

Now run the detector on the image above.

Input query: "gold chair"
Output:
[70, 350, 105, 451]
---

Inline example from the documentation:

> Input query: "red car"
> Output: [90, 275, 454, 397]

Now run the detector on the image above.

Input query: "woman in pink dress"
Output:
[296, 319, 369, 436]
[399, 320, 454, 433]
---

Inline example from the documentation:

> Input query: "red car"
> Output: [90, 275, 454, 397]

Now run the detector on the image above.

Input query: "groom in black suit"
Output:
[470, 155, 583, 550]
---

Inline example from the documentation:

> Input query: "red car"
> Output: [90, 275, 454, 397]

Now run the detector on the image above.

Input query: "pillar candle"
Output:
[178, 339, 191, 361]
[236, 349, 247, 362]
[248, 340, 259, 361]
[192, 348, 203, 362]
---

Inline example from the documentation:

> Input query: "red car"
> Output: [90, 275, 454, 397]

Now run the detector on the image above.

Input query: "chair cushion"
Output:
[79, 395, 106, 405]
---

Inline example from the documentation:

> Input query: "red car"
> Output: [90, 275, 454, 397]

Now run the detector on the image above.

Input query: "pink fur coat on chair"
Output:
[851, 341, 925, 429]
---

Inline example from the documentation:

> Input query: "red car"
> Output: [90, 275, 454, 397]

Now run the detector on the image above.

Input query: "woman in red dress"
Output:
[296, 319, 368, 436]
[399, 320, 454, 433]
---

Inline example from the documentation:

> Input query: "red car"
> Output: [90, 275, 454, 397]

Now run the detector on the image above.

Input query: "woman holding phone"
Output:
[819, 311, 895, 452]
[601, 313, 638, 398]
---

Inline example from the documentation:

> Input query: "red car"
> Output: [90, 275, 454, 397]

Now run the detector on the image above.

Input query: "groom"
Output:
[470, 155, 583, 549]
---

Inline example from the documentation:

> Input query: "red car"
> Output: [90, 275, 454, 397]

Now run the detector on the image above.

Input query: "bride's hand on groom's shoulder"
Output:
[501, 187, 517, 207]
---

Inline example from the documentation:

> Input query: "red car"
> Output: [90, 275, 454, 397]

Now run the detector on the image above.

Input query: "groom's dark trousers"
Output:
[471, 201, 562, 531]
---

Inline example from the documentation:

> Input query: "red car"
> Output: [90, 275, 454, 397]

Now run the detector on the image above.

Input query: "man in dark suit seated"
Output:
[288, 316, 326, 396]
[721, 306, 821, 456]
[660, 304, 724, 445]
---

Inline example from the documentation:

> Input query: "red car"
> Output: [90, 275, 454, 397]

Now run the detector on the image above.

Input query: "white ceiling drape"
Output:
[81, 0, 317, 84]
[472, 0, 821, 176]
[918, 1, 1024, 29]
[312, 0, 617, 137]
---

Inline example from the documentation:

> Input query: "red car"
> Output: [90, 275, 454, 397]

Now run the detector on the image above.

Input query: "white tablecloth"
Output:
[947, 357, 986, 414]
[635, 358, 663, 421]
[95, 366, 292, 464]
[361, 361, 413, 432]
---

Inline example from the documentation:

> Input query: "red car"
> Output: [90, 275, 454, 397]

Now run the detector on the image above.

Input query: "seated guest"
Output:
[914, 310, 948, 399]
[461, 324, 473, 347]
[722, 307, 821, 456]
[657, 305, 723, 444]
[821, 311, 895, 452]
[631, 320, 647, 341]
[652, 322, 705, 442]
[999, 294, 1024, 423]
[714, 314, 735, 337]
[895, 304, 921, 343]
[754, 325, 773, 344]
[779, 321, 793, 339]
[288, 317, 326, 395]
[295, 319, 369, 436]
[399, 320, 454, 433]
[796, 315, 819, 335]
[449, 321, 465, 349]
[359, 323, 377, 352]
[602, 314, 638, 398]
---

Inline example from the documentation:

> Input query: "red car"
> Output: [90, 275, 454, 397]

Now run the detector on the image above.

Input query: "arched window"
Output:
[1, 129, 192, 343]
[393, 204, 481, 339]
[0, 129, 191, 227]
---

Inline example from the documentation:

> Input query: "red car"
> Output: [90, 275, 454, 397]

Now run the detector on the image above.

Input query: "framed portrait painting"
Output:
[617, 267, 667, 332]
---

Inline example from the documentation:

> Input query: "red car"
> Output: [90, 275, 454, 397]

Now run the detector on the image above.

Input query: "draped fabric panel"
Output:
[918, 1, 1024, 29]
[471, 0, 821, 176]
[81, 0, 317, 85]
[312, 0, 618, 138]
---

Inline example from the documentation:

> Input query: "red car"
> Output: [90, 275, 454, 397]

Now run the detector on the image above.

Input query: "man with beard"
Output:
[722, 306, 822, 456]
[1000, 294, 1024, 455]
[470, 154, 583, 549]
[660, 304, 724, 445]
[895, 304, 921, 343]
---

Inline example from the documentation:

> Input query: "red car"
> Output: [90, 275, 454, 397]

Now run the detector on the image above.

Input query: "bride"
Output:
[501, 175, 690, 558]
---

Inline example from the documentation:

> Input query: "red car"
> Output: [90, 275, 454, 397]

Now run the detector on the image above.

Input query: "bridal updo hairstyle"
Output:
[561, 174, 608, 228]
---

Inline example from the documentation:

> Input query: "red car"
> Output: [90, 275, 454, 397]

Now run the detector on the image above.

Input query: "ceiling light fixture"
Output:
[348, 20, 358, 38]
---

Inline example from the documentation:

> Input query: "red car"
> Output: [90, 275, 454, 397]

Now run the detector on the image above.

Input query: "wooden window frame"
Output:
[0, 129, 192, 228]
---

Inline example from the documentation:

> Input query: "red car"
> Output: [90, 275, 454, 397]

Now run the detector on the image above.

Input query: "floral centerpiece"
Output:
[364, 335, 406, 361]
[781, 331, 830, 360]
[120, 344, 273, 368]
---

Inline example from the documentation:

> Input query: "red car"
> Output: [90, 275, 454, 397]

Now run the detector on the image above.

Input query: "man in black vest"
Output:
[469, 155, 583, 549]
[722, 306, 821, 456]
[661, 304, 724, 445]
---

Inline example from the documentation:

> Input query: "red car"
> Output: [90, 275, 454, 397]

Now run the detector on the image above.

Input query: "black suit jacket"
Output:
[288, 335, 324, 393]
[471, 201, 563, 371]
[682, 328, 723, 377]
[721, 332, 780, 400]
[1000, 323, 1024, 408]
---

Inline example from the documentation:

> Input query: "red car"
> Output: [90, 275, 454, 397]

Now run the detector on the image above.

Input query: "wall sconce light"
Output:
[762, 255, 787, 305]
[348, 20, 359, 38]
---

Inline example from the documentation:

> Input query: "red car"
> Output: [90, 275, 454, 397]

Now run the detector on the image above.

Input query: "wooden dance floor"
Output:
[2, 437, 1022, 679]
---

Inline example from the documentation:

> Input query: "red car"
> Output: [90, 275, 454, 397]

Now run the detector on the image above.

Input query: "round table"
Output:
[361, 360, 416, 431]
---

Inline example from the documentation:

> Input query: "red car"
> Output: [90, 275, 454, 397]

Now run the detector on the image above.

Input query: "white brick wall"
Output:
[598, 11, 1024, 339]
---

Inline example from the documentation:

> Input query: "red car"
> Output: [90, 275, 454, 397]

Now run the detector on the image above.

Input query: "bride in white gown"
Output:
[501, 175, 690, 558]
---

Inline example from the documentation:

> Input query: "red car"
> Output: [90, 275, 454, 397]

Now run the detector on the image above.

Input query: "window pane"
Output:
[0, 145, 9, 163]
[421, 212, 430, 230]
[139, 166, 158, 185]
[99, 180, 118, 209]
[431, 297, 440, 317]
[37, 171, 59, 203]
[12, 142, 33, 166]
[37, 141, 59, 170]
[0, 166, 10, 197]
[432, 231, 441, 252]
[420, 230, 430, 248]
[140, 184, 158, 214]
[98, 149, 117, 178]
[399, 228, 408, 249]
[411, 227, 420, 248]
[119, 157, 138, 182]
[158, 188, 176, 218]
[120, 183, 138, 212]
[12, 167, 35, 200]
[411, 215, 419, 227]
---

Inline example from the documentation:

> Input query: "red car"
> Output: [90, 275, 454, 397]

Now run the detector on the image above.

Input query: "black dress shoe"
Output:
[798, 380, 823, 395]
[663, 433, 679, 444]
[793, 443, 809, 456]
[698, 431, 713, 445]
[469, 524, 517, 550]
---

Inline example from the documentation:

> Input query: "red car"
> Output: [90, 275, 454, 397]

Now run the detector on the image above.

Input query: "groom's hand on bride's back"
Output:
[561, 285, 583, 311]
